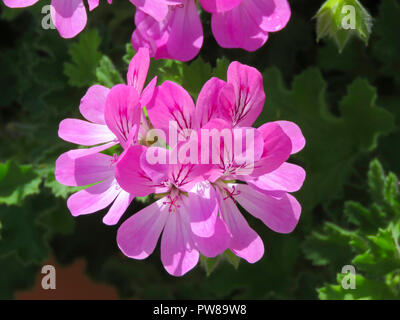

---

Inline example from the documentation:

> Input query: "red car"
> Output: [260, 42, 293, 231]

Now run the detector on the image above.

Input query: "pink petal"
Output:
[140, 76, 157, 107]
[224, 61, 265, 127]
[129, 0, 170, 22]
[195, 77, 227, 128]
[185, 182, 218, 237]
[193, 217, 230, 257]
[79, 85, 110, 125]
[127, 47, 150, 95]
[3, 0, 39, 7]
[102, 190, 135, 226]
[251, 122, 292, 176]
[58, 119, 115, 146]
[247, 162, 306, 193]
[245, 0, 291, 33]
[234, 183, 301, 234]
[132, 10, 172, 60]
[166, 0, 203, 61]
[217, 191, 264, 263]
[114, 145, 158, 197]
[117, 198, 169, 259]
[199, 0, 241, 13]
[147, 81, 196, 141]
[55, 143, 115, 187]
[211, 4, 269, 51]
[161, 204, 200, 276]
[50, 0, 87, 39]
[105, 84, 141, 148]
[87, 0, 99, 11]
[67, 177, 119, 216]
[275, 120, 305, 154]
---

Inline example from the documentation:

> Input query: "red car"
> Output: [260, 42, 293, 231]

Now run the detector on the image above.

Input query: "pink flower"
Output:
[202, 119, 305, 263]
[115, 59, 305, 268]
[145, 61, 265, 136]
[55, 48, 155, 225]
[131, 0, 203, 62]
[55, 54, 306, 275]
[208, 0, 291, 51]
[131, 0, 291, 61]
[115, 146, 230, 276]
[2, 0, 112, 38]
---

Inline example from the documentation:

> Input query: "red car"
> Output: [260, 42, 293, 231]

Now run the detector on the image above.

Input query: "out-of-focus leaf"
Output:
[0, 161, 42, 205]
[256, 68, 395, 217]
[0, 253, 38, 299]
[319, 274, 397, 300]
[64, 30, 102, 87]
[309, 159, 400, 300]
[200, 255, 221, 277]
[0, 205, 49, 264]
[223, 250, 240, 270]
[304, 222, 355, 268]
[96, 55, 124, 88]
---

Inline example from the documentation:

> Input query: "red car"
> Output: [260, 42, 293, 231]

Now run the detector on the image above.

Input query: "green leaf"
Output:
[122, 43, 135, 65]
[368, 158, 386, 204]
[304, 222, 355, 267]
[256, 68, 395, 215]
[200, 255, 221, 277]
[0, 205, 49, 264]
[0, 161, 42, 206]
[353, 222, 400, 276]
[64, 30, 102, 87]
[0, 253, 38, 299]
[345, 201, 383, 234]
[307, 159, 400, 300]
[319, 274, 397, 300]
[41, 166, 81, 199]
[182, 57, 212, 98]
[36, 198, 75, 237]
[96, 55, 124, 88]
[223, 250, 241, 270]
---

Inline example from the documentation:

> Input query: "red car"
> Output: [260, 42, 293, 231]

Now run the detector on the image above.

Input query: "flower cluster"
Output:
[2, 0, 112, 38]
[131, 0, 291, 61]
[3, 0, 291, 59]
[55, 48, 305, 276]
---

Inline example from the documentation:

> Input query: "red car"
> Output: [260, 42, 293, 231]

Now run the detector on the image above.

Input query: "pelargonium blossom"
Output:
[2, 0, 112, 38]
[137, 60, 305, 264]
[131, 0, 291, 61]
[115, 146, 230, 276]
[55, 54, 305, 276]
[55, 48, 155, 225]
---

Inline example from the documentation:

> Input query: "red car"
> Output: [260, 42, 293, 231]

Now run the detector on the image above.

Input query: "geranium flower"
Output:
[202, 118, 305, 263]
[55, 85, 141, 225]
[208, 0, 291, 51]
[129, 59, 305, 266]
[115, 146, 230, 276]
[131, 0, 291, 61]
[55, 48, 156, 225]
[131, 0, 203, 62]
[2, 0, 112, 38]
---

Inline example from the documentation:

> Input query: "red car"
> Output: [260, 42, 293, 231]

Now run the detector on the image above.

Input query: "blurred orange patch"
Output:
[16, 257, 118, 300]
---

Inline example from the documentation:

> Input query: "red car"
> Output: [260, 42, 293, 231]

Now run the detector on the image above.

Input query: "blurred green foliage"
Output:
[0, 0, 399, 299]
